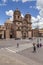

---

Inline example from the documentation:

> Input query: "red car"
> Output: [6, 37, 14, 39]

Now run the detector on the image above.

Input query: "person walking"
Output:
[33, 43, 36, 52]
[17, 43, 19, 48]
[40, 43, 42, 47]
[37, 43, 40, 48]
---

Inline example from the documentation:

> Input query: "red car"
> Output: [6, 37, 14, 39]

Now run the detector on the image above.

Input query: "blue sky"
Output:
[0, 0, 43, 28]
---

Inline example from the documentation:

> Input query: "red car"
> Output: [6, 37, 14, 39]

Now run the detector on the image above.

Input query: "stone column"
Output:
[2, 31, 4, 39]
[28, 31, 32, 38]
[16, 31, 22, 39]
[6, 29, 10, 39]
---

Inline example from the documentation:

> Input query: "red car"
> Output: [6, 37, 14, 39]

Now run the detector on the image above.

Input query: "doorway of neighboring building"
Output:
[0, 34, 2, 39]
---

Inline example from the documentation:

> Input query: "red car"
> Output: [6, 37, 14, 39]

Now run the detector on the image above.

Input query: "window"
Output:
[17, 27, 21, 31]
[18, 16, 19, 18]
[18, 27, 20, 30]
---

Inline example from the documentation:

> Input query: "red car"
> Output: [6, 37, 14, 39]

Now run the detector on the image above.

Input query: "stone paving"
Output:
[4, 43, 32, 53]
[0, 42, 33, 65]
[0, 38, 43, 65]
[18, 46, 43, 65]
[0, 47, 42, 65]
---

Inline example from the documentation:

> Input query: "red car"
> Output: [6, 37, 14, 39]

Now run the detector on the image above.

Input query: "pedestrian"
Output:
[37, 43, 40, 48]
[33, 43, 36, 52]
[40, 43, 42, 47]
[17, 43, 19, 48]
[40, 38, 41, 41]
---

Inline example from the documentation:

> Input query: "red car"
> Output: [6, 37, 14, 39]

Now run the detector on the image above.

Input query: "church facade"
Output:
[0, 9, 32, 39]
[13, 9, 32, 39]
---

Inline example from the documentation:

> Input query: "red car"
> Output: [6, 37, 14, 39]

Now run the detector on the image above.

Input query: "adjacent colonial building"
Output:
[32, 29, 43, 37]
[0, 25, 6, 39]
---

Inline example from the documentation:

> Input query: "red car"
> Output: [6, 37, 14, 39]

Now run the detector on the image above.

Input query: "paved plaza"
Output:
[0, 38, 43, 65]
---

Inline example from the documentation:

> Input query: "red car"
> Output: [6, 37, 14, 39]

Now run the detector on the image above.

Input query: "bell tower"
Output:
[25, 14, 32, 38]
[13, 8, 21, 21]
[13, 9, 22, 39]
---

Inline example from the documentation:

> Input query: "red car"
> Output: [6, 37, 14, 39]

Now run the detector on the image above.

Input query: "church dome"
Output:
[25, 13, 31, 19]
[25, 13, 32, 24]
[5, 19, 12, 24]
[14, 9, 21, 16]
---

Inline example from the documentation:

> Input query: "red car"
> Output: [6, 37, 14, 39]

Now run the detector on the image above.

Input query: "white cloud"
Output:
[5, 10, 13, 21]
[5, 10, 13, 16]
[29, 6, 33, 8]
[31, 15, 43, 29]
[12, 0, 36, 3]
[31, 16, 37, 23]
[22, 0, 28, 3]
[12, 0, 19, 2]
[31, 16, 38, 29]
[36, 0, 43, 10]
[2, 0, 7, 3]
[0, 3, 6, 6]
[12, 0, 15, 1]
[33, 0, 43, 29]
[39, 9, 43, 17]
[22, 0, 36, 3]
[36, 0, 43, 18]
[21, 14, 24, 18]
[0, 0, 7, 6]
[10, 16, 13, 21]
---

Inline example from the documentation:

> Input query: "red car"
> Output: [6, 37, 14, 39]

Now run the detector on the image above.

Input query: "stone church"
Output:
[0, 9, 32, 39]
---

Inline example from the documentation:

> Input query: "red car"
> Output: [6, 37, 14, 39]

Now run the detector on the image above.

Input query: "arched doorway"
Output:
[0, 34, 2, 39]
[22, 32, 27, 39]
